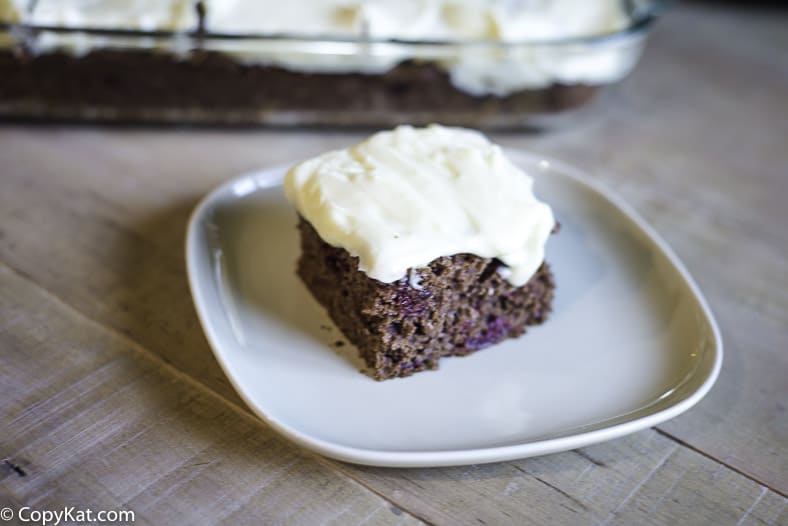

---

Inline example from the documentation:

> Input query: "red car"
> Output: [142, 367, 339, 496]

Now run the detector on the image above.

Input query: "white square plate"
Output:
[186, 150, 722, 467]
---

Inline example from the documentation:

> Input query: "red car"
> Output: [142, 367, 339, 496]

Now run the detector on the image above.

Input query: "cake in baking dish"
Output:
[0, 0, 642, 126]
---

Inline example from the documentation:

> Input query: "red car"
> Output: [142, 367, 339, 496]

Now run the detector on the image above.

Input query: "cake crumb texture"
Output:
[297, 218, 555, 380]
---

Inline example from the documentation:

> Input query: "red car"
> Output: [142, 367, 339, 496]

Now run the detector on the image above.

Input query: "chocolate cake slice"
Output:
[285, 125, 558, 381]
[297, 218, 555, 380]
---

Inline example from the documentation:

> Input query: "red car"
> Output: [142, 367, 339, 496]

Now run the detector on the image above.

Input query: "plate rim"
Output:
[185, 149, 723, 468]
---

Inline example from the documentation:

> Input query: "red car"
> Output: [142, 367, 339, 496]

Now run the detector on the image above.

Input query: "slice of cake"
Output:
[285, 125, 556, 380]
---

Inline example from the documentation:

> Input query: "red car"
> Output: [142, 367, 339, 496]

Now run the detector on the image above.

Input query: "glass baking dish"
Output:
[0, 1, 665, 128]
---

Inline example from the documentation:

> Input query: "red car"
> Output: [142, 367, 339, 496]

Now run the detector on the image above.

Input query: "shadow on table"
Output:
[114, 196, 248, 409]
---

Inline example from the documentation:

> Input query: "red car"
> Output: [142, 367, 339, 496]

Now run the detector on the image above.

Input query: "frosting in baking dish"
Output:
[30, 0, 195, 31]
[206, 0, 629, 41]
[284, 125, 555, 286]
[204, 0, 639, 95]
[7, 0, 642, 96]
[21, 0, 196, 54]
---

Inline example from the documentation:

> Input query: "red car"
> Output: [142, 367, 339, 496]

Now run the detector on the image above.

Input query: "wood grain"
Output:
[2, 261, 784, 525]
[502, 4, 788, 493]
[0, 264, 424, 526]
[1, 2, 787, 524]
[339, 432, 787, 526]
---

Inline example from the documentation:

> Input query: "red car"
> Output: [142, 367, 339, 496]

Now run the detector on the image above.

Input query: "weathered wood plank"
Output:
[500, 4, 788, 494]
[335, 432, 787, 526]
[1, 228, 785, 526]
[0, 264, 423, 526]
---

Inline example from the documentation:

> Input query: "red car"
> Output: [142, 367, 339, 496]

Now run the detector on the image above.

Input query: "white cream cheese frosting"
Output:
[205, 0, 629, 41]
[31, 0, 195, 31]
[27, 0, 196, 55]
[284, 125, 555, 286]
[204, 0, 637, 94]
[8, 0, 641, 96]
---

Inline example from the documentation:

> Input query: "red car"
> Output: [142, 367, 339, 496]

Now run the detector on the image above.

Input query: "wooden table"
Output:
[1, 3, 786, 525]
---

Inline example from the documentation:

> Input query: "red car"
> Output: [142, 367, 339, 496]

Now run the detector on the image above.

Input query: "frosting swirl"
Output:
[285, 125, 555, 286]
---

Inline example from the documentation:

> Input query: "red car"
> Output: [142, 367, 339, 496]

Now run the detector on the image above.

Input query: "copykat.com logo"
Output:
[1, 506, 135, 525]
